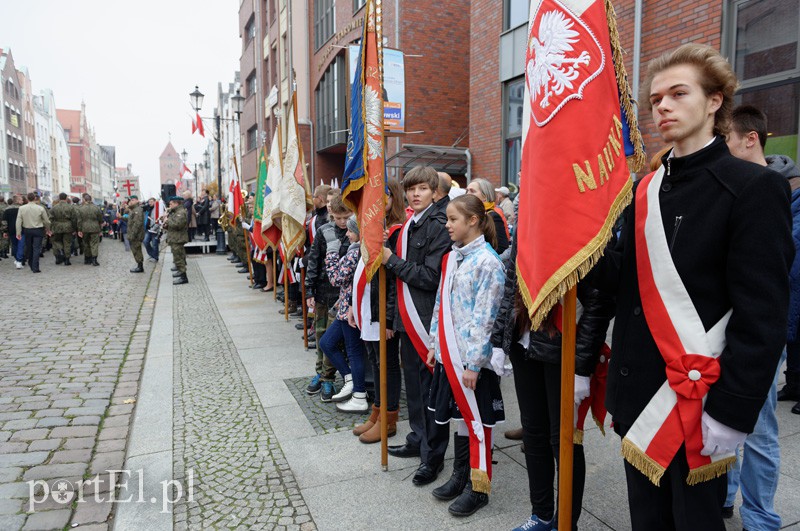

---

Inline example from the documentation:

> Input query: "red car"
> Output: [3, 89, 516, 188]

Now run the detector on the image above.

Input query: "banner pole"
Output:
[301, 259, 309, 349]
[272, 250, 278, 301]
[558, 286, 577, 531]
[284, 255, 290, 322]
[379, 264, 388, 471]
[232, 148, 254, 286]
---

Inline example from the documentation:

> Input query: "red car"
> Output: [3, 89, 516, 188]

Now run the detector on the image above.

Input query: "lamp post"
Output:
[190, 85, 243, 254]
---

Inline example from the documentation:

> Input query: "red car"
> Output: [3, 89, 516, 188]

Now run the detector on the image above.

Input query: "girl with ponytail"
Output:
[424, 193, 506, 517]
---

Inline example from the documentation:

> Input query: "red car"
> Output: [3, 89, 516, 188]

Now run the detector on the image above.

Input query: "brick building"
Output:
[483, 0, 800, 187]
[308, 0, 472, 186]
[57, 103, 97, 196]
[159, 141, 182, 186]
[1, 48, 27, 195]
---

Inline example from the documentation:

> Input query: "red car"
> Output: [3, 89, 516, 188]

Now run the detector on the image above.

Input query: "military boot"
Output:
[92, 258, 100, 266]
[84, 256, 91, 265]
[55, 251, 64, 265]
[173, 273, 188, 285]
[130, 263, 144, 273]
[63, 255, 71, 266]
[173, 270, 184, 277]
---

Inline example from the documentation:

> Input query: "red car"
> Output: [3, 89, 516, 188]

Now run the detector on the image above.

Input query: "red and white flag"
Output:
[192, 113, 205, 137]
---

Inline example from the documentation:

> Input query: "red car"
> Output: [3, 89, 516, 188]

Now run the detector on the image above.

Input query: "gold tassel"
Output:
[621, 438, 666, 486]
[521, 182, 633, 331]
[574, 429, 584, 445]
[604, 0, 646, 173]
[592, 413, 607, 436]
[686, 457, 736, 486]
[470, 469, 492, 495]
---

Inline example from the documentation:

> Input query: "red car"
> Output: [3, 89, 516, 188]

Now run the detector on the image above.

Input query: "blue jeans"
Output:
[144, 231, 160, 260]
[319, 318, 365, 392]
[725, 350, 784, 530]
[13, 234, 25, 262]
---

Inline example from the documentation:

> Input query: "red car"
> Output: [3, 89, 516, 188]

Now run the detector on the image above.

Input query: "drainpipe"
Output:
[301, 118, 315, 188]
[632, 0, 643, 106]
[465, 148, 472, 182]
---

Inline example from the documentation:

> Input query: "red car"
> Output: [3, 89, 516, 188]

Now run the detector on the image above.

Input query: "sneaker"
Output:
[320, 381, 335, 402]
[14, 261, 22, 270]
[332, 375, 353, 402]
[336, 392, 369, 413]
[306, 374, 322, 395]
[512, 515, 553, 531]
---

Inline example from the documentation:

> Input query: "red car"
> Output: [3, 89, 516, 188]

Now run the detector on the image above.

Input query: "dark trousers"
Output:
[787, 336, 800, 373]
[252, 261, 267, 284]
[398, 331, 449, 466]
[615, 422, 727, 531]
[23, 228, 45, 272]
[365, 336, 401, 410]
[510, 346, 585, 529]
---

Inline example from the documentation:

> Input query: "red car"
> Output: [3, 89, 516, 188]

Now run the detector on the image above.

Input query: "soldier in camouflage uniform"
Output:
[165, 196, 189, 285]
[49, 193, 77, 265]
[126, 196, 146, 273]
[0, 197, 8, 259]
[77, 193, 104, 266]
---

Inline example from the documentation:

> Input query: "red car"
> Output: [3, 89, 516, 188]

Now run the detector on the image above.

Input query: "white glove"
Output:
[574, 375, 591, 405]
[700, 412, 747, 456]
[490, 347, 511, 377]
[241, 221, 252, 230]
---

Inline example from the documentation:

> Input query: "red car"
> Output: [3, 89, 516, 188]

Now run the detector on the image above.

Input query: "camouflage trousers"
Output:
[0, 234, 8, 253]
[83, 232, 100, 258]
[51, 232, 72, 255]
[130, 239, 143, 264]
[170, 242, 186, 273]
[313, 301, 337, 381]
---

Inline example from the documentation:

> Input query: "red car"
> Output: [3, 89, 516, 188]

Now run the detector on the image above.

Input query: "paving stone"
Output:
[27, 439, 61, 452]
[9, 429, 49, 442]
[71, 499, 112, 526]
[49, 426, 98, 439]
[0, 442, 29, 454]
[0, 452, 50, 468]
[23, 463, 87, 481]
[22, 508, 72, 530]
[0, 498, 23, 515]
[62, 437, 94, 450]
[0, 467, 23, 482]
[50, 449, 93, 464]
[35, 417, 69, 428]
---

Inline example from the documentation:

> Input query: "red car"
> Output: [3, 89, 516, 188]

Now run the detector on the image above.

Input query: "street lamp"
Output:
[190, 84, 243, 254]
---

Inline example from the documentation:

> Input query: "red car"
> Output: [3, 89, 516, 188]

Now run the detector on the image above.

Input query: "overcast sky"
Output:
[0, 0, 241, 198]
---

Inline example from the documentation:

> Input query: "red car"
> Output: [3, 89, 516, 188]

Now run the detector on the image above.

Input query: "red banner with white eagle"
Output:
[517, 0, 643, 329]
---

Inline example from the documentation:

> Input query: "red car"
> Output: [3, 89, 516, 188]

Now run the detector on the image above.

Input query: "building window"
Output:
[315, 54, 347, 151]
[354, 0, 366, 12]
[314, 0, 335, 50]
[504, 0, 529, 31]
[247, 126, 258, 152]
[245, 16, 256, 45]
[728, 0, 800, 161]
[246, 71, 257, 98]
[502, 77, 525, 187]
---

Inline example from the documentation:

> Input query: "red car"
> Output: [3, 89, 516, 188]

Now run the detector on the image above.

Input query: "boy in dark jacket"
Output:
[381, 166, 452, 486]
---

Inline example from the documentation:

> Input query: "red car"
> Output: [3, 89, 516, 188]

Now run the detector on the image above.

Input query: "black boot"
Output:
[173, 273, 188, 285]
[84, 256, 91, 265]
[171, 266, 178, 272]
[433, 435, 470, 501]
[55, 251, 64, 265]
[63, 255, 71, 266]
[173, 270, 184, 277]
[447, 481, 488, 517]
[792, 401, 800, 415]
[130, 263, 144, 273]
[778, 370, 800, 402]
[92, 258, 100, 266]
[228, 254, 238, 262]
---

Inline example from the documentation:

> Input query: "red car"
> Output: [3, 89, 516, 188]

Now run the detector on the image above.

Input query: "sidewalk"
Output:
[117, 251, 800, 530]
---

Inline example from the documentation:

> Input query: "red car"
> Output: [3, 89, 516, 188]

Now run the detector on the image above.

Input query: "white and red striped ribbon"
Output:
[396, 217, 433, 370]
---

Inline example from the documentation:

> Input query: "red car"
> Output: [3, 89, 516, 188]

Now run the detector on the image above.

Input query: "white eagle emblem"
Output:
[364, 86, 383, 160]
[526, 5, 602, 127]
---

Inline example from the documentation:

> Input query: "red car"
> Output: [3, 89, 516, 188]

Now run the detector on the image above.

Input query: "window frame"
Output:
[501, 76, 525, 188]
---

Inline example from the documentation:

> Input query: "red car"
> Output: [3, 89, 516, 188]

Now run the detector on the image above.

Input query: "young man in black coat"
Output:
[381, 166, 452, 486]
[592, 44, 793, 530]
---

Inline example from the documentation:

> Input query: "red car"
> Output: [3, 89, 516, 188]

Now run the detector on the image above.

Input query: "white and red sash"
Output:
[352, 259, 370, 330]
[396, 217, 433, 370]
[623, 167, 734, 486]
[437, 252, 493, 494]
[307, 214, 318, 246]
[277, 243, 298, 284]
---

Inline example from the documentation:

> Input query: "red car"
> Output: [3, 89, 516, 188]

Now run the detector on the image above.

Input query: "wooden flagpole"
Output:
[301, 252, 309, 348]
[558, 286, 577, 531]
[379, 264, 388, 470]
[232, 147, 254, 286]
[272, 251, 278, 301]
[284, 250, 290, 321]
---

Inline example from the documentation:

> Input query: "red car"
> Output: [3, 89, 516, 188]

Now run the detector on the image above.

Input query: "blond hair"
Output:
[641, 43, 739, 137]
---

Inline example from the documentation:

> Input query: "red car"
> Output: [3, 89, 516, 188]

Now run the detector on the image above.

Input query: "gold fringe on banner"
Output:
[519, 181, 632, 331]
[621, 437, 666, 486]
[574, 429, 584, 445]
[592, 413, 607, 436]
[471, 469, 491, 495]
[605, 0, 646, 173]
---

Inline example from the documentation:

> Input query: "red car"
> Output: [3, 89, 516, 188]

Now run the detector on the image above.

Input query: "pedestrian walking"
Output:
[4, 195, 24, 268]
[49, 193, 77, 266]
[0, 197, 9, 260]
[143, 198, 161, 262]
[77, 194, 104, 266]
[16, 192, 52, 273]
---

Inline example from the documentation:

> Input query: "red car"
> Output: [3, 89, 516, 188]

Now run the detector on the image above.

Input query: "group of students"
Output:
[239, 42, 798, 530]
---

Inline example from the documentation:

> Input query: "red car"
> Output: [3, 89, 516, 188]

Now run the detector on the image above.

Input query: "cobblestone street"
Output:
[0, 240, 157, 530]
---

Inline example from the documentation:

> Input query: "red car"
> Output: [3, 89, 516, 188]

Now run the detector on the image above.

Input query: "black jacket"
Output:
[591, 137, 794, 433]
[302, 206, 329, 268]
[489, 210, 510, 254]
[368, 227, 400, 330]
[490, 232, 615, 376]
[305, 221, 349, 307]
[385, 205, 451, 331]
[194, 197, 210, 224]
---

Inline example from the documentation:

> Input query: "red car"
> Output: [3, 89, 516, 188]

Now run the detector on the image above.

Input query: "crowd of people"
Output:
[222, 44, 799, 530]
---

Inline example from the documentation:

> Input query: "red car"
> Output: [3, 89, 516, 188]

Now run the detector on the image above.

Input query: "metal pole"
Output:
[215, 113, 227, 254]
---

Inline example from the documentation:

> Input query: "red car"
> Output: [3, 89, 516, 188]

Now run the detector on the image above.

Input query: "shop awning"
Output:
[385, 144, 469, 175]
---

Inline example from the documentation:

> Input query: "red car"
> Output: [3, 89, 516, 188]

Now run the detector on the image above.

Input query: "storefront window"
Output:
[503, 77, 525, 187]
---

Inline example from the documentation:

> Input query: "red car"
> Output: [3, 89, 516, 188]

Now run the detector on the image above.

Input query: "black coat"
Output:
[490, 232, 615, 376]
[591, 137, 794, 433]
[368, 227, 400, 330]
[385, 205, 451, 331]
[304, 221, 349, 307]
[194, 197, 210, 225]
